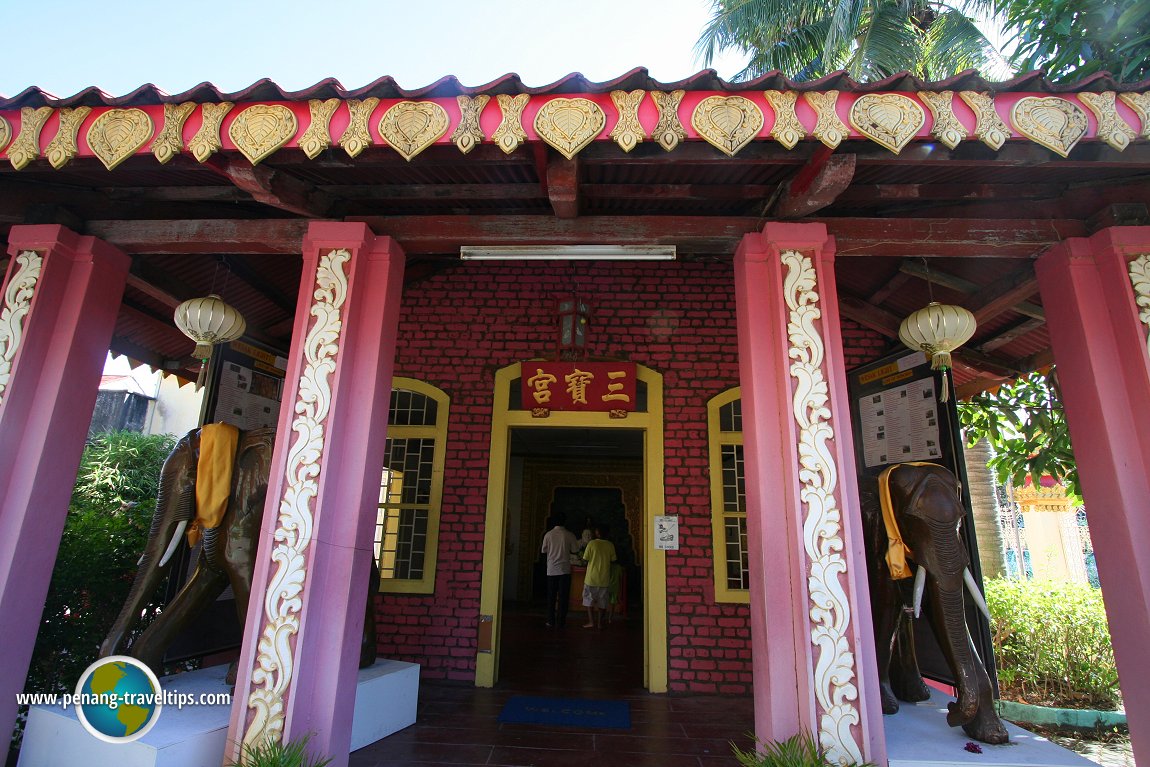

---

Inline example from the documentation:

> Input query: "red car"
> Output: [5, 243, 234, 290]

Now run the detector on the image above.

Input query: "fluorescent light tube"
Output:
[460, 245, 676, 260]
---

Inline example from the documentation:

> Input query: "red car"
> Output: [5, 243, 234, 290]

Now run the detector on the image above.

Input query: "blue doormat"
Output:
[498, 695, 631, 729]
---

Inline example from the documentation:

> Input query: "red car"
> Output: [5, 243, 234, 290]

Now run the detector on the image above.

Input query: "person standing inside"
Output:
[540, 512, 580, 628]
[581, 524, 617, 629]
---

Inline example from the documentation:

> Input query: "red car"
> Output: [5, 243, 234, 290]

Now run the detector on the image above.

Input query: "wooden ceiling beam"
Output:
[772, 150, 857, 218]
[866, 270, 914, 306]
[976, 317, 1046, 353]
[967, 267, 1041, 324]
[899, 261, 1045, 320]
[203, 156, 334, 218]
[545, 153, 580, 219]
[838, 292, 1027, 378]
[86, 215, 1085, 258]
[838, 183, 1064, 202]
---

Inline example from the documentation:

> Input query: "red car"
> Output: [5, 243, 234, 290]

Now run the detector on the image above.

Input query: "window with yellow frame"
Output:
[373, 378, 448, 594]
[708, 387, 749, 603]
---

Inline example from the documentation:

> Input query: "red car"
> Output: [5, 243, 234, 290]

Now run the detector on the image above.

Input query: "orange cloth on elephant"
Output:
[187, 423, 239, 547]
[877, 461, 945, 581]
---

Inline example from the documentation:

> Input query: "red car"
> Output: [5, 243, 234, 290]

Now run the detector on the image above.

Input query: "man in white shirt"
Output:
[540, 512, 580, 628]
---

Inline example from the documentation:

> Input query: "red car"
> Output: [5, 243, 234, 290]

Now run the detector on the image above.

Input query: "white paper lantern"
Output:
[899, 302, 976, 400]
[174, 294, 246, 360]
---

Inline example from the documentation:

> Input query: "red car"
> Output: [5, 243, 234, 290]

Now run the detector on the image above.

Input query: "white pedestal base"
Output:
[18, 660, 418, 767]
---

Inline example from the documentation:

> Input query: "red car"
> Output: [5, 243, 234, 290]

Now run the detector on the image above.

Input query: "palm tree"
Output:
[695, 0, 1010, 82]
[963, 437, 1007, 579]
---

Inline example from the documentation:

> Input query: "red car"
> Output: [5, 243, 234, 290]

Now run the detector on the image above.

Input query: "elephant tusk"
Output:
[964, 567, 992, 621]
[158, 521, 189, 568]
[913, 565, 927, 619]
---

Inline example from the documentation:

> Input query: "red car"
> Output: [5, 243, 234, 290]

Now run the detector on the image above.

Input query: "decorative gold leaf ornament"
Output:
[804, 91, 848, 149]
[1079, 92, 1137, 152]
[8, 107, 53, 170]
[46, 107, 92, 169]
[1129, 254, 1150, 357]
[452, 95, 489, 154]
[0, 116, 10, 154]
[535, 97, 606, 160]
[340, 98, 379, 158]
[651, 90, 686, 152]
[378, 101, 449, 162]
[919, 91, 967, 149]
[152, 102, 196, 164]
[189, 102, 235, 163]
[299, 99, 340, 160]
[691, 95, 763, 156]
[849, 94, 925, 154]
[229, 104, 298, 165]
[1118, 93, 1150, 139]
[87, 109, 154, 170]
[1010, 96, 1088, 157]
[609, 90, 646, 152]
[958, 91, 1009, 150]
[493, 94, 529, 154]
[764, 90, 805, 149]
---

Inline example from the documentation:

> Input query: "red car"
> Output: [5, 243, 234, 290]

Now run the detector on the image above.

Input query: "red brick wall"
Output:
[371, 260, 888, 690]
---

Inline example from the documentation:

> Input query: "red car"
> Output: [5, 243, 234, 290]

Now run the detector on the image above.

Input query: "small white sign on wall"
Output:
[654, 515, 679, 550]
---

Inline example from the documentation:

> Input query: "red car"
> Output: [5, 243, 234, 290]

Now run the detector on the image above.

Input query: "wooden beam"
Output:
[967, 267, 1041, 324]
[866, 270, 914, 306]
[86, 215, 1086, 259]
[837, 295, 902, 337]
[837, 183, 1063, 202]
[899, 261, 1045, 319]
[203, 156, 333, 218]
[772, 150, 857, 218]
[125, 272, 182, 310]
[88, 219, 311, 254]
[545, 154, 580, 219]
[977, 317, 1046, 352]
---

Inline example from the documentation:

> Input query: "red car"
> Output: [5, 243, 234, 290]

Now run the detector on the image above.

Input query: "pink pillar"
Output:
[734, 222, 885, 764]
[226, 222, 405, 767]
[1035, 227, 1150, 766]
[0, 225, 129, 734]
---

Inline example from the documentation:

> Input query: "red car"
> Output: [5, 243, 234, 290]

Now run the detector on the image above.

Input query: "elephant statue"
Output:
[100, 424, 378, 680]
[860, 462, 1009, 745]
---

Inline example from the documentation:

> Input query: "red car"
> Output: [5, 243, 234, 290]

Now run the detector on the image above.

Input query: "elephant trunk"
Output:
[930, 579, 982, 727]
[99, 438, 197, 658]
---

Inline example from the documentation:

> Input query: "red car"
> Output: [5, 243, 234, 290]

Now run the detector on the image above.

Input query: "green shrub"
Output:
[985, 577, 1119, 710]
[13, 432, 176, 752]
[227, 733, 332, 767]
[732, 731, 875, 767]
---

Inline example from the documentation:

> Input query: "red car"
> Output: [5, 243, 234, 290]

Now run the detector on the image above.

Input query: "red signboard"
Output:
[521, 362, 637, 416]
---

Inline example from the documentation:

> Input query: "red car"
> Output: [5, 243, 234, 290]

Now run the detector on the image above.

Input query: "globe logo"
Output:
[73, 656, 163, 743]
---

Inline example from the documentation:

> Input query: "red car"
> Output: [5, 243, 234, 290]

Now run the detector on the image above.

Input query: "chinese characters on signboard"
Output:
[521, 361, 637, 418]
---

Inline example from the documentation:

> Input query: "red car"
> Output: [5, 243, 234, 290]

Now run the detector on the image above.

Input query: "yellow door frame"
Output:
[476, 361, 667, 692]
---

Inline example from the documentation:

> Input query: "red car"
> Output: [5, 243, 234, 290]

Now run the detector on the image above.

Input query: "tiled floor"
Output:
[349, 606, 756, 767]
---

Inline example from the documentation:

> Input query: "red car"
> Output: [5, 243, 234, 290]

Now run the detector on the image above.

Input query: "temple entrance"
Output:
[476, 362, 667, 692]
[498, 432, 644, 693]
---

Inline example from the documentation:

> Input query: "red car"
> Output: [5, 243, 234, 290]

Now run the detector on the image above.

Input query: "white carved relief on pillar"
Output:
[242, 248, 350, 748]
[1130, 254, 1150, 356]
[779, 249, 863, 765]
[0, 250, 44, 405]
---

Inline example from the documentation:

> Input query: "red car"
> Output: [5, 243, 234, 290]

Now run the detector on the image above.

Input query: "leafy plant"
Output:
[958, 369, 1079, 503]
[996, 0, 1150, 82]
[985, 577, 1119, 710]
[227, 733, 333, 767]
[14, 432, 175, 752]
[732, 730, 876, 767]
[695, 0, 1009, 82]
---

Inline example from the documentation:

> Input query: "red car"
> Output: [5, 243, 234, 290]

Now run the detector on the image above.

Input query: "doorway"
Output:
[500, 429, 644, 693]
[476, 362, 667, 692]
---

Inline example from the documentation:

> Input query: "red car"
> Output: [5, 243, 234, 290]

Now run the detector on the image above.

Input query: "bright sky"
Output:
[1, 0, 750, 99]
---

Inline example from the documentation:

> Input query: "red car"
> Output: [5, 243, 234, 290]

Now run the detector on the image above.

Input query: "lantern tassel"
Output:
[940, 369, 950, 403]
